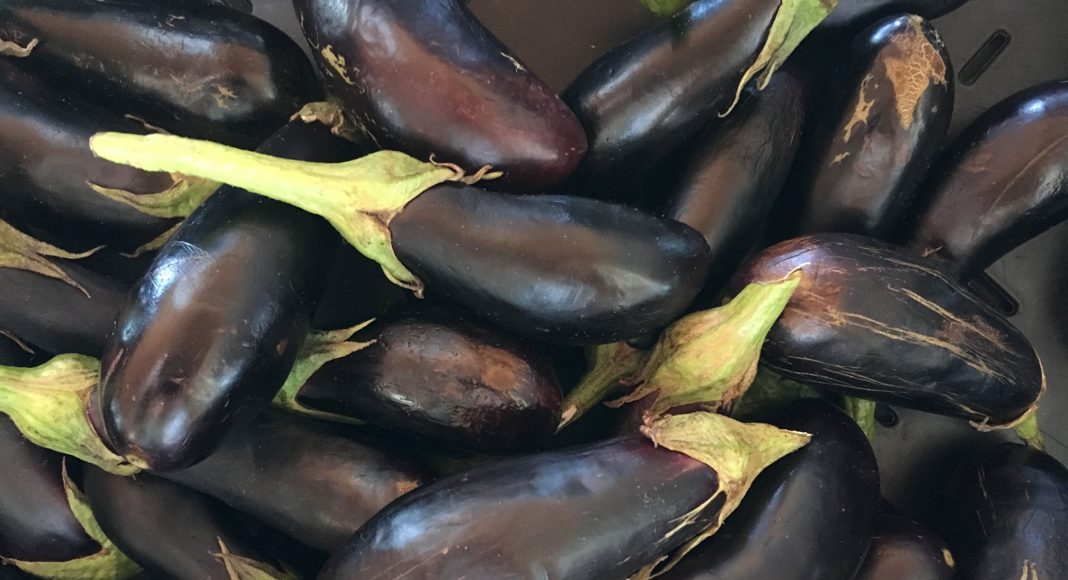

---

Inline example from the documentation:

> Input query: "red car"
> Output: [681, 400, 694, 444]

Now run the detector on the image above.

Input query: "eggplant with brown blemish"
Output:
[89, 134, 713, 345]
[854, 514, 955, 580]
[319, 412, 810, 580]
[83, 466, 296, 580]
[293, 0, 587, 190]
[908, 79, 1068, 279]
[936, 443, 1068, 579]
[734, 233, 1044, 429]
[0, 0, 317, 148]
[659, 399, 878, 580]
[562, 0, 834, 205]
[98, 120, 357, 472]
[275, 309, 563, 453]
[794, 15, 952, 238]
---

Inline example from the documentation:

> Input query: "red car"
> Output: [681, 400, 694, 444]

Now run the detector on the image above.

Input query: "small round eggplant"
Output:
[83, 466, 292, 579]
[0, 0, 317, 148]
[660, 399, 879, 580]
[318, 412, 810, 580]
[162, 410, 430, 553]
[735, 234, 1044, 428]
[818, 0, 972, 33]
[937, 443, 1068, 579]
[293, 0, 587, 190]
[99, 120, 353, 472]
[796, 15, 953, 238]
[854, 514, 955, 580]
[908, 80, 1068, 279]
[286, 310, 563, 452]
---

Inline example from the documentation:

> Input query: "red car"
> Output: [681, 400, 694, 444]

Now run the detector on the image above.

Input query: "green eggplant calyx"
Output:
[731, 366, 819, 418]
[1011, 409, 1045, 451]
[0, 355, 138, 475]
[5, 462, 141, 580]
[121, 222, 182, 258]
[292, 100, 368, 144]
[87, 173, 219, 219]
[0, 219, 103, 298]
[0, 36, 38, 57]
[607, 273, 801, 418]
[558, 342, 648, 431]
[842, 397, 877, 442]
[272, 320, 376, 424]
[89, 132, 500, 296]
[216, 539, 299, 580]
[639, 0, 692, 17]
[723, 0, 837, 116]
[637, 411, 810, 578]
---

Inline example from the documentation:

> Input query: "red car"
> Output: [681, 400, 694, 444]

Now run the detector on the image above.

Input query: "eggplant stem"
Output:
[842, 397, 877, 441]
[1013, 409, 1045, 451]
[558, 342, 648, 432]
[216, 538, 299, 580]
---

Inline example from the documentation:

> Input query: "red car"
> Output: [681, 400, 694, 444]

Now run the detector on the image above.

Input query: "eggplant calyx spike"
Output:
[216, 538, 299, 580]
[121, 222, 182, 258]
[87, 173, 220, 219]
[292, 100, 365, 143]
[89, 133, 498, 297]
[0, 219, 103, 297]
[639, 0, 692, 18]
[0, 36, 38, 58]
[558, 342, 648, 432]
[1011, 409, 1045, 451]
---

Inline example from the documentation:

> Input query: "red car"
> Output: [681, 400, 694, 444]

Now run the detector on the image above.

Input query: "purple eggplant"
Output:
[818, 0, 972, 33]
[855, 514, 955, 580]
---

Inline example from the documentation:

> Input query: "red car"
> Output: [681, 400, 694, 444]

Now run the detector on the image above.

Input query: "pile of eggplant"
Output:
[0, 0, 1065, 577]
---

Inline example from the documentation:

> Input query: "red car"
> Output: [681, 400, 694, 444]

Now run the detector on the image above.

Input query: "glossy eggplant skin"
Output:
[562, 0, 781, 204]
[83, 466, 281, 579]
[796, 15, 952, 238]
[0, 59, 175, 250]
[818, 0, 971, 33]
[663, 71, 805, 298]
[735, 234, 1043, 427]
[0, 416, 98, 563]
[293, 0, 587, 191]
[100, 121, 354, 472]
[391, 184, 711, 344]
[0, 0, 317, 148]
[854, 514, 955, 580]
[294, 310, 563, 452]
[938, 443, 1068, 579]
[163, 410, 430, 553]
[908, 80, 1068, 279]
[320, 436, 723, 579]
[661, 399, 878, 580]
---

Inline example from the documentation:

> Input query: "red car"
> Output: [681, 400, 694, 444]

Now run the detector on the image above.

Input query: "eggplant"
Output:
[795, 15, 953, 238]
[162, 410, 430, 553]
[854, 514, 955, 580]
[908, 80, 1068, 279]
[562, 0, 833, 204]
[293, 0, 587, 190]
[937, 443, 1068, 579]
[659, 398, 878, 580]
[312, 246, 402, 330]
[0, 0, 317, 148]
[818, 0, 972, 33]
[83, 466, 294, 579]
[279, 309, 562, 452]
[734, 234, 1044, 428]
[98, 120, 356, 472]
[319, 412, 810, 580]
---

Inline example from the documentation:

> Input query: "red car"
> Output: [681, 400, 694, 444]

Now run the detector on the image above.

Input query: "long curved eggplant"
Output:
[795, 15, 953, 238]
[163, 410, 430, 553]
[83, 466, 293, 580]
[563, 0, 832, 204]
[660, 398, 879, 580]
[319, 412, 809, 580]
[937, 443, 1068, 579]
[908, 80, 1068, 279]
[281, 309, 562, 452]
[293, 0, 587, 190]
[818, 0, 972, 32]
[0, 0, 317, 148]
[734, 234, 1044, 428]
[854, 514, 955, 580]
[99, 121, 354, 472]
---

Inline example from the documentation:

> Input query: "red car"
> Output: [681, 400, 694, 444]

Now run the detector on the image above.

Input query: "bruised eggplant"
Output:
[83, 466, 294, 579]
[563, 0, 833, 204]
[277, 310, 563, 452]
[735, 234, 1044, 428]
[660, 398, 878, 580]
[937, 443, 1068, 579]
[0, 0, 317, 148]
[795, 15, 952, 238]
[319, 412, 809, 580]
[293, 0, 587, 190]
[98, 120, 355, 472]
[163, 410, 430, 553]
[908, 80, 1068, 279]
[854, 514, 955, 580]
